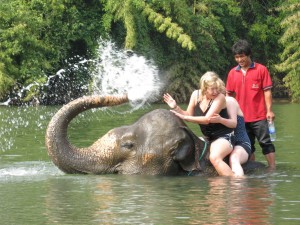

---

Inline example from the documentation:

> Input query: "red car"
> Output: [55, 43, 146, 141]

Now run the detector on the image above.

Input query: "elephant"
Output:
[45, 95, 265, 176]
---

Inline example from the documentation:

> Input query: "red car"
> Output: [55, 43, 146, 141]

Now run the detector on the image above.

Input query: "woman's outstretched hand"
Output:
[170, 110, 185, 120]
[163, 93, 177, 109]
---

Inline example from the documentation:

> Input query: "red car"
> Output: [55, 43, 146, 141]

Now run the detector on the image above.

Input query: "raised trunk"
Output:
[45, 95, 129, 174]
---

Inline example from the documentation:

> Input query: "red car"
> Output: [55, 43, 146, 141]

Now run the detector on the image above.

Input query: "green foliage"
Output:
[0, 0, 298, 103]
[143, 3, 196, 51]
[0, 63, 15, 97]
[191, 0, 242, 72]
[229, 0, 286, 99]
[234, 0, 282, 66]
[0, 1, 48, 79]
[99, 0, 245, 102]
[0, 0, 104, 100]
[275, 1, 300, 102]
[164, 61, 201, 103]
[101, 0, 196, 51]
[158, 0, 242, 102]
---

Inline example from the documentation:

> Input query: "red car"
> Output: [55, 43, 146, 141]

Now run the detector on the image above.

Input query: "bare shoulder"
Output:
[191, 90, 200, 101]
[226, 96, 244, 116]
[213, 93, 226, 109]
[191, 89, 198, 96]
[225, 96, 238, 109]
[216, 93, 226, 101]
[226, 96, 238, 105]
[188, 90, 200, 108]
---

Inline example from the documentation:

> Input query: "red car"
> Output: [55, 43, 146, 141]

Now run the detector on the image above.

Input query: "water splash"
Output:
[91, 39, 163, 110]
[0, 39, 163, 151]
[0, 161, 62, 182]
[1, 39, 163, 109]
[0, 106, 54, 152]
[0, 56, 91, 106]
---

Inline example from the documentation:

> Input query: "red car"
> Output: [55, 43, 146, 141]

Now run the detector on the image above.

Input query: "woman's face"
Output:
[205, 84, 219, 99]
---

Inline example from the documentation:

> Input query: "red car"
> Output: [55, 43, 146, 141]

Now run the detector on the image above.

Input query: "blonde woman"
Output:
[163, 71, 235, 176]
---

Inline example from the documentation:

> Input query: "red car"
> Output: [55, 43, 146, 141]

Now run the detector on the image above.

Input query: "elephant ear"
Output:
[179, 126, 209, 172]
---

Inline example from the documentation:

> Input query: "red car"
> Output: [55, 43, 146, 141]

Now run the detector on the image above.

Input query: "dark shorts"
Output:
[209, 132, 236, 148]
[245, 119, 275, 155]
[235, 141, 252, 159]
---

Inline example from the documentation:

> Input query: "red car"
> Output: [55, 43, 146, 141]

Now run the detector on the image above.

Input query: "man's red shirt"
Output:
[226, 62, 272, 122]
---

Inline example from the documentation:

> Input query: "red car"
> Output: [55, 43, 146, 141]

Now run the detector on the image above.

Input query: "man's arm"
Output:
[264, 89, 275, 121]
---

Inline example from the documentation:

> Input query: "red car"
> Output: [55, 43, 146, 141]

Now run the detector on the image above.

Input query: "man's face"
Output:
[234, 54, 251, 68]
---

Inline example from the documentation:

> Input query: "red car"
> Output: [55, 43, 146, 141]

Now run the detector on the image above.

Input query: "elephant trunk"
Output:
[45, 95, 129, 174]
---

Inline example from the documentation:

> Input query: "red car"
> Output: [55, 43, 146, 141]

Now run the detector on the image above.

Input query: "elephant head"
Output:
[45, 95, 210, 175]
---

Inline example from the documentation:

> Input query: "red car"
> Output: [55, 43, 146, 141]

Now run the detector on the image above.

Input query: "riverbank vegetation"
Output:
[0, 0, 299, 104]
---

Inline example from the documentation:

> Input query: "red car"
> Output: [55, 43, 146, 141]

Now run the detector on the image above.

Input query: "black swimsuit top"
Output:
[194, 90, 233, 140]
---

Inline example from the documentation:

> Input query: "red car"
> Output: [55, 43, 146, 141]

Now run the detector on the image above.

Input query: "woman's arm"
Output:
[209, 96, 237, 128]
[173, 93, 226, 125]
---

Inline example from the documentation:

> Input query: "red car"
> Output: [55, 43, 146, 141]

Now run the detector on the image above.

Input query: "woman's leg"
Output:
[209, 138, 234, 176]
[229, 146, 248, 177]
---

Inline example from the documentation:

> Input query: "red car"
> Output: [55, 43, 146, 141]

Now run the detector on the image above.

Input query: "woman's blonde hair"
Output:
[199, 71, 226, 97]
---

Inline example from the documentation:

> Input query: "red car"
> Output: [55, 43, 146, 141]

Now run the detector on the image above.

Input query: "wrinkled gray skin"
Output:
[45, 95, 265, 176]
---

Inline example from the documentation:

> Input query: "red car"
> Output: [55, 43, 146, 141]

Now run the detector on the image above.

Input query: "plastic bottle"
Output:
[268, 120, 276, 142]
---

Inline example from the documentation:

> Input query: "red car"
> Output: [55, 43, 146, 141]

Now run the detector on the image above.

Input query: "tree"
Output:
[101, 0, 241, 102]
[1, 0, 294, 104]
[101, 0, 196, 51]
[0, 0, 104, 103]
[275, 0, 300, 102]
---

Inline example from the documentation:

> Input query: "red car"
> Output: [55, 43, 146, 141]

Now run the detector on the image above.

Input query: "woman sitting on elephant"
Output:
[209, 96, 251, 177]
[163, 71, 235, 176]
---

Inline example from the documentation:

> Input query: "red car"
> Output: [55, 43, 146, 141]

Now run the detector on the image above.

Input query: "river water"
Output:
[0, 102, 299, 224]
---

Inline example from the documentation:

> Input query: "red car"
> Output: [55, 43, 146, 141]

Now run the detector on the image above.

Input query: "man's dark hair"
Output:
[232, 39, 252, 56]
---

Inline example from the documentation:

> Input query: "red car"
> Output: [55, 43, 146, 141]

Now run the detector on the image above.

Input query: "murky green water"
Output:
[0, 102, 300, 224]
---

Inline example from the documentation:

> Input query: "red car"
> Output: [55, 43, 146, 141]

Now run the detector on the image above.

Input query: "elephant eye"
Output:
[121, 142, 134, 149]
